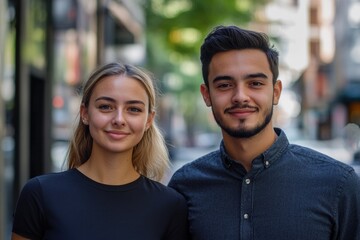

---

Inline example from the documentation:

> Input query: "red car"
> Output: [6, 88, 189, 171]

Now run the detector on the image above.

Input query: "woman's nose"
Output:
[112, 110, 126, 126]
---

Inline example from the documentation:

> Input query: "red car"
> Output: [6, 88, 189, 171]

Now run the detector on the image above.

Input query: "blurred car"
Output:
[351, 150, 360, 177]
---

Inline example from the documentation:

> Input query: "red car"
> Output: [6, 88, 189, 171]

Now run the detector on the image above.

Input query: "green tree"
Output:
[143, 0, 269, 146]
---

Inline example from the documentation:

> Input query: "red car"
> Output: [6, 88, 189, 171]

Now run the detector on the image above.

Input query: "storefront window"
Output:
[51, 0, 97, 171]
[1, 0, 16, 238]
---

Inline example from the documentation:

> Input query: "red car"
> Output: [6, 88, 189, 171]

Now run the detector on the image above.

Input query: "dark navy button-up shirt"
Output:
[169, 128, 360, 240]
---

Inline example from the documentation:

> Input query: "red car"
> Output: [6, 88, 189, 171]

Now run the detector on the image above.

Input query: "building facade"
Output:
[0, 1, 145, 239]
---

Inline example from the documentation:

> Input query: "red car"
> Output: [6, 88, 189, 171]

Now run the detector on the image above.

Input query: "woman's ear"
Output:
[146, 111, 155, 130]
[80, 103, 89, 124]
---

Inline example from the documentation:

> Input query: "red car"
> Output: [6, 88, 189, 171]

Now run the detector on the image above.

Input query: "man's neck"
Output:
[222, 126, 277, 171]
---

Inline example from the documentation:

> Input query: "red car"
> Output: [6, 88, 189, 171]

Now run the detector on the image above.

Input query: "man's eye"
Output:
[250, 81, 263, 87]
[217, 83, 232, 89]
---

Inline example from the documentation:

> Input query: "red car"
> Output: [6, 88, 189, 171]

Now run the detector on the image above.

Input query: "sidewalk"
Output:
[290, 138, 353, 164]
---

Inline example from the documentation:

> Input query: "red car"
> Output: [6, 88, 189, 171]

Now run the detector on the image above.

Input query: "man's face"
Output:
[200, 49, 282, 138]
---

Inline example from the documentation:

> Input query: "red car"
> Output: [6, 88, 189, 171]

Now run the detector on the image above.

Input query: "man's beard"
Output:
[212, 104, 273, 138]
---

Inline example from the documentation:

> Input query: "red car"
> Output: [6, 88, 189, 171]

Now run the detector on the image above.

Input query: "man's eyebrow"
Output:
[244, 72, 268, 79]
[212, 72, 269, 83]
[212, 75, 234, 83]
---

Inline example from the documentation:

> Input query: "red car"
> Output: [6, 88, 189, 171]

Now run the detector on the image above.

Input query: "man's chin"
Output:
[222, 127, 258, 138]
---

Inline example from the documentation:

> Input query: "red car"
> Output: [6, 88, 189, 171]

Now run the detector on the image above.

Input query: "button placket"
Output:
[240, 175, 253, 238]
[243, 178, 251, 220]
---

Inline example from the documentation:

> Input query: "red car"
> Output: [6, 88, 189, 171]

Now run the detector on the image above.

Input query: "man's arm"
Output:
[336, 170, 360, 240]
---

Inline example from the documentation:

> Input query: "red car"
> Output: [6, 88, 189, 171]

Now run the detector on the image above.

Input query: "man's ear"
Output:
[273, 80, 282, 105]
[200, 84, 212, 107]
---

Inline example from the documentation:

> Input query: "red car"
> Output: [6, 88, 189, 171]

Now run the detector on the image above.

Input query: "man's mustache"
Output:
[224, 104, 257, 114]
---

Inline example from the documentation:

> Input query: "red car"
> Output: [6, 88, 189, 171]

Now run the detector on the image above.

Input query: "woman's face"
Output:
[81, 75, 154, 155]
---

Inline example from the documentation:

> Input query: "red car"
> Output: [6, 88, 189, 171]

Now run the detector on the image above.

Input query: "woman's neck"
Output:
[77, 151, 140, 185]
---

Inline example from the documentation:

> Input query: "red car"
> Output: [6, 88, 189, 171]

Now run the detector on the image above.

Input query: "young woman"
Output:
[12, 62, 189, 240]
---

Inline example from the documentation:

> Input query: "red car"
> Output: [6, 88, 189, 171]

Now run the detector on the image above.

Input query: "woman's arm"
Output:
[11, 233, 30, 240]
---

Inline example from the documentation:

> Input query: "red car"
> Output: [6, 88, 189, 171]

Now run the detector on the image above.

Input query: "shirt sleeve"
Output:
[164, 189, 190, 240]
[12, 177, 46, 240]
[335, 169, 360, 240]
[167, 168, 184, 192]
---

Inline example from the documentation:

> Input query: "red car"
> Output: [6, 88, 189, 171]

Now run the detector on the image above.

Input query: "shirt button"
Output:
[265, 161, 270, 167]
[244, 214, 249, 219]
[245, 178, 251, 184]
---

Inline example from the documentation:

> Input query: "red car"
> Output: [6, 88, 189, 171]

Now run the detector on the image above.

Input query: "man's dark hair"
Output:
[200, 25, 279, 86]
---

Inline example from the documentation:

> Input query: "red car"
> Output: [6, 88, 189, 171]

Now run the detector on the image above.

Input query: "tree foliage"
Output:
[144, 0, 267, 62]
[143, 0, 269, 146]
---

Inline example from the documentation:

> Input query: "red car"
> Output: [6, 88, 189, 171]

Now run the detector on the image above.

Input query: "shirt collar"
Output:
[220, 128, 289, 170]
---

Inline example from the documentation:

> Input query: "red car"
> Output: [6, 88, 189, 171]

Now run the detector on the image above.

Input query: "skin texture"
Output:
[11, 233, 28, 240]
[200, 49, 282, 171]
[82, 75, 153, 157]
[78, 75, 154, 185]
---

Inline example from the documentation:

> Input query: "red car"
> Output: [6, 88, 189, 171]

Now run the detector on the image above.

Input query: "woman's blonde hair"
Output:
[67, 62, 169, 181]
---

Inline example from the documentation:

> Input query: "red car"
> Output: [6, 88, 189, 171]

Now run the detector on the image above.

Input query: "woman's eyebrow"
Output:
[126, 100, 145, 106]
[95, 96, 145, 105]
[95, 96, 115, 102]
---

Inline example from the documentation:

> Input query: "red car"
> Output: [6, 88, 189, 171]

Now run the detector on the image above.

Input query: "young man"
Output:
[168, 25, 360, 240]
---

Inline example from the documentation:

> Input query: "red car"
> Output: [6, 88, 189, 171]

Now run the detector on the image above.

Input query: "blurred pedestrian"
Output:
[168, 25, 360, 240]
[12, 62, 189, 240]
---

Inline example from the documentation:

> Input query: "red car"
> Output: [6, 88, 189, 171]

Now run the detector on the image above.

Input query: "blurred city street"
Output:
[164, 136, 360, 184]
[2, 1, 360, 239]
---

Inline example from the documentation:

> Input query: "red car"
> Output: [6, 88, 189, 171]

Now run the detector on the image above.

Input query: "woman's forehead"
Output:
[90, 75, 149, 103]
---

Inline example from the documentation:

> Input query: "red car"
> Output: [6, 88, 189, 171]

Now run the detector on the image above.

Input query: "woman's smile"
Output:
[105, 130, 130, 140]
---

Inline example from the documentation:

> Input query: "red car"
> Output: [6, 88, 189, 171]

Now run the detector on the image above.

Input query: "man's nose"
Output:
[232, 85, 250, 104]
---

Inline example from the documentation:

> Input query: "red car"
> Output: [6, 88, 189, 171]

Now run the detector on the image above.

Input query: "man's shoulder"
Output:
[169, 150, 221, 183]
[288, 143, 356, 175]
[176, 149, 220, 170]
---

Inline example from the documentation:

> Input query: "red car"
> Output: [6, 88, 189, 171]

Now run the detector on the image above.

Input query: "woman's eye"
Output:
[98, 104, 113, 111]
[129, 107, 142, 113]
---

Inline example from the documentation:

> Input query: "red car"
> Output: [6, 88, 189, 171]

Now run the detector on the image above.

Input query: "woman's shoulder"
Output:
[142, 177, 186, 201]
[140, 177, 188, 217]
[16, 170, 77, 205]
[23, 169, 78, 190]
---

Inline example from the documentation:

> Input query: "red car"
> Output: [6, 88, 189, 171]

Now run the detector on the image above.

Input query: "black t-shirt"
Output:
[12, 169, 189, 240]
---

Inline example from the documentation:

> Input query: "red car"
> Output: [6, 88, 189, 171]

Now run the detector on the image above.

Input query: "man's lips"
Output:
[225, 106, 257, 113]
[225, 107, 257, 117]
